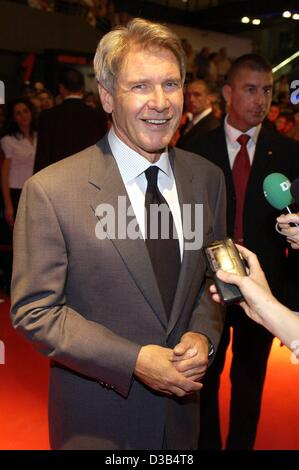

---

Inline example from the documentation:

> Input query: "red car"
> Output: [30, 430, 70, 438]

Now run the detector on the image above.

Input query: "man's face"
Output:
[267, 105, 280, 123]
[39, 92, 53, 110]
[99, 47, 183, 162]
[276, 116, 294, 134]
[223, 68, 273, 131]
[185, 81, 210, 117]
[275, 116, 287, 132]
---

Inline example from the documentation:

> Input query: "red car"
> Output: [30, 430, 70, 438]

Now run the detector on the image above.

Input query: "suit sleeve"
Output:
[10, 177, 141, 397]
[189, 167, 227, 355]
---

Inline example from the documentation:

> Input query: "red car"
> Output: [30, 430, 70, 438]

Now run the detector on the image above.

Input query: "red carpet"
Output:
[0, 295, 298, 450]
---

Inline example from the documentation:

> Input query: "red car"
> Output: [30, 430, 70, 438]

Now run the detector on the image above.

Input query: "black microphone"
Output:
[290, 178, 299, 206]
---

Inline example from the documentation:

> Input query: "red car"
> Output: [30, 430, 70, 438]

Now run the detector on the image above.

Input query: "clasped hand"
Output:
[134, 332, 209, 397]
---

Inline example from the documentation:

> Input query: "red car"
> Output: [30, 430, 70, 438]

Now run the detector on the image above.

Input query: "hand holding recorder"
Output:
[209, 244, 299, 352]
[204, 238, 247, 305]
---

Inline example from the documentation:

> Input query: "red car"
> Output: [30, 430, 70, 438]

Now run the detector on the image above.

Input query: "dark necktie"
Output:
[183, 119, 194, 135]
[144, 166, 181, 319]
[232, 134, 251, 245]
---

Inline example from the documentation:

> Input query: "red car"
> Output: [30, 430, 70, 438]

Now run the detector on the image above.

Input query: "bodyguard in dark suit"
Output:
[196, 55, 299, 450]
[34, 68, 108, 173]
[11, 19, 226, 450]
[176, 80, 220, 152]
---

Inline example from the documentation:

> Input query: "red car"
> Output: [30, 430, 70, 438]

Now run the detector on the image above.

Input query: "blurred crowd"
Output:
[14, 0, 299, 142]
[0, 26, 299, 295]
[0, 80, 104, 141]
[264, 74, 299, 141]
[0, 68, 109, 293]
[25, 0, 131, 32]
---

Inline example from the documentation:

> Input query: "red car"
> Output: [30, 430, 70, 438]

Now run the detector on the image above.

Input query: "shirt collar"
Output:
[224, 114, 261, 147]
[108, 127, 171, 184]
[192, 107, 213, 126]
[64, 95, 83, 100]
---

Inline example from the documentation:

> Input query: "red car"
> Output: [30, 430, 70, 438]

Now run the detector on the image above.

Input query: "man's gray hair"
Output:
[94, 18, 186, 93]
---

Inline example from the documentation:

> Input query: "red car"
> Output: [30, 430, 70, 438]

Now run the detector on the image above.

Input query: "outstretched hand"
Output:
[209, 244, 276, 326]
[277, 213, 299, 249]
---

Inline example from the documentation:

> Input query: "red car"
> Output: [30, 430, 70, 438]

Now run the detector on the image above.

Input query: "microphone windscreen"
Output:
[263, 173, 293, 210]
[290, 178, 299, 206]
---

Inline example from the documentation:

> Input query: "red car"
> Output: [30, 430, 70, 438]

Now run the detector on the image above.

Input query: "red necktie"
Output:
[232, 134, 251, 245]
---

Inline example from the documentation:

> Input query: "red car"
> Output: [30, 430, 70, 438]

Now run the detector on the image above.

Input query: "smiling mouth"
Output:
[142, 118, 171, 125]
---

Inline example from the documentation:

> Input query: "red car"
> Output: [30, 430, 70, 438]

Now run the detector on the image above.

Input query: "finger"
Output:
[184, 373, 205, 382]
[216, 269, 241, 286]
[289, 241, 299, 250]
[173, 342, 192, 357]
[287, 235, 299, 242]
[169, 371, 204, 393]
[234, 245, 260, 275]
[172, 347, 198, 362]
[154, 368, 201, 396]
[277, 213, 299, 224]
[278, 223, 292, 230]
[169, 383, 203, 397]
[174, 357, 208, 373]
[159, 389, 172, 396]
[211, 292, 222, 303]
[176, 379, 203, 394]
[180, 365, 207, 378]
[209, 284, 217, 294]
[280, 226, 299, 237]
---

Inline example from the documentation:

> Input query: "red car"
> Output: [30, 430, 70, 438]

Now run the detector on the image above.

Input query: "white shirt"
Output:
[64, 95, 83, 100]
[224, 115, 261, 168]
[108, 128, 184, 260]
[1, 133, 37, 189]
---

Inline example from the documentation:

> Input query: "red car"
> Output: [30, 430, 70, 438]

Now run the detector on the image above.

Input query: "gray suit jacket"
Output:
[11, 136, 226, 450]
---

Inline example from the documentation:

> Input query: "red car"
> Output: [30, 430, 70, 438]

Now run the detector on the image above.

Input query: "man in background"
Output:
[196, 54, 299, 450]
[34, 68, 108, 172]
[176, 80, 219, 152]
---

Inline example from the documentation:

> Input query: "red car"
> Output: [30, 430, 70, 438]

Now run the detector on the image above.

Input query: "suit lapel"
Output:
[246, 126, 274, 203]
[179, 115, 211, 145]
[88, 140, 207, 333]
[88, 138, 168, 328]
[166, 148, 204, 336]
[216, 126, 235, 194]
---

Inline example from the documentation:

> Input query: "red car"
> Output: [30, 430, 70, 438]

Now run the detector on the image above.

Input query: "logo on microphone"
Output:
[263, 173, 293, 210]
[280, 181, 291, 192]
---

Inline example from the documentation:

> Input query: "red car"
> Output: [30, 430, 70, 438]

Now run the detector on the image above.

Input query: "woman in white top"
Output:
[1, 98, 37, 227]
